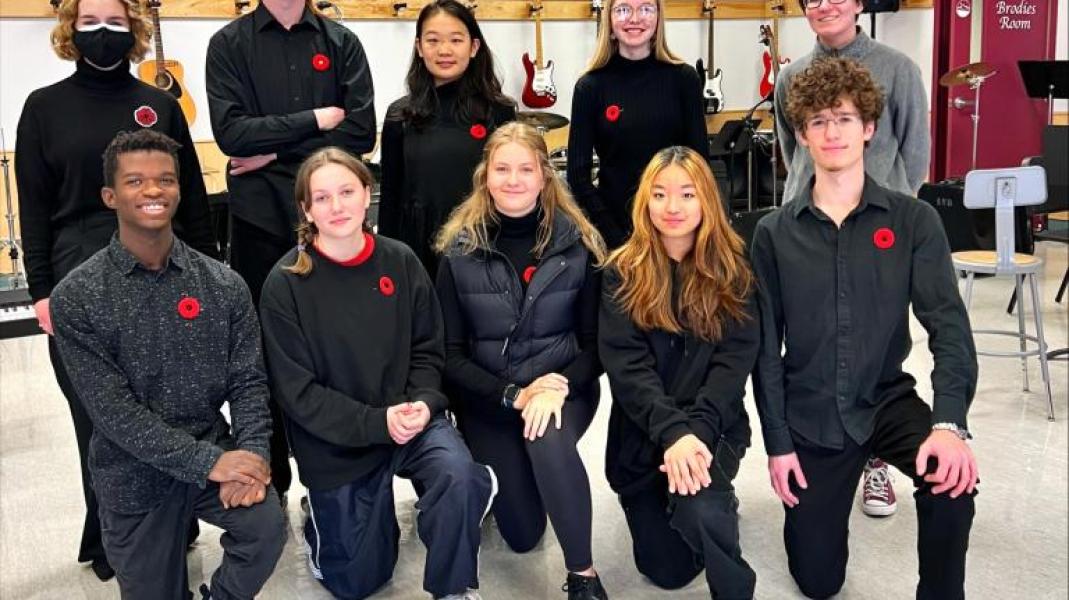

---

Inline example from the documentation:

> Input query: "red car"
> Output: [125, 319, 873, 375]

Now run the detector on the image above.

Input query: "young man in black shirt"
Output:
[50, 130, 285, 600]
[751, 57, 979, 599]
[206, 0, 376, 503]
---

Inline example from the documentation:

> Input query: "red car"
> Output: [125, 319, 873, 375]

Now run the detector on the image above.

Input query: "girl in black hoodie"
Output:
[599, 146, 759, 599]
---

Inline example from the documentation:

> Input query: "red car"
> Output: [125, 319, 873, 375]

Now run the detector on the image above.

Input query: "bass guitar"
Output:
[694, 0, 723, 114]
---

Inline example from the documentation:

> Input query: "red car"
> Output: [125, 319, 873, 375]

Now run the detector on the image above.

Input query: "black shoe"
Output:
[90, 558, 115, 582]
[198, 583, 212, 599]
[562, 572, 608, 600]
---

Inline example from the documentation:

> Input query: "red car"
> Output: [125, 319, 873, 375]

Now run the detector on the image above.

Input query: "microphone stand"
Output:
[743, 96, 771, 211]
[0, 129, 24, 289]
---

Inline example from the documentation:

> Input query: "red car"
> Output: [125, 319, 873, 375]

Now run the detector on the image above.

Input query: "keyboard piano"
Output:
[0, 287, 40, 340]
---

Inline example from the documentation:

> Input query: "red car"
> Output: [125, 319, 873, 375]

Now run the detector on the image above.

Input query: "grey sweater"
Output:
[774, 29, 930, 203]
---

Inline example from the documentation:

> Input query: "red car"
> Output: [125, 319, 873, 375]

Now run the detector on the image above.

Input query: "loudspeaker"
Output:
[863, 0, 900, 13]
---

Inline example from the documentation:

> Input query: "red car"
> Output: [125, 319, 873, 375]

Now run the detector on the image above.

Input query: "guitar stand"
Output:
[0, 129, 25, 289]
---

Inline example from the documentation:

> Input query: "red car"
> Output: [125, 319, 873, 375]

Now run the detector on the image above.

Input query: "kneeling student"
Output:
[600, 146, 759, 599]
[751, 56, 978, 599]
[51, 129, 285, 600]
[259, 147, 495, 600]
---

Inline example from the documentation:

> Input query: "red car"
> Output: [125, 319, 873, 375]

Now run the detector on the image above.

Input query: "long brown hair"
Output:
[605, 146, 752, 341]
[287, 147, 375, 277]
[434, 122, 606, 263]
[585, 0, 683, 73]
[51, 0, 152, 63]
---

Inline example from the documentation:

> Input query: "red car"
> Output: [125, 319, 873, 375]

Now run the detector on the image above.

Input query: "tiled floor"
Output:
[1, 242, 1066, 600]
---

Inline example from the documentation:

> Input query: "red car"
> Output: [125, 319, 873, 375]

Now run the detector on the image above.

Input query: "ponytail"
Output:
[285, 222, 317, 277]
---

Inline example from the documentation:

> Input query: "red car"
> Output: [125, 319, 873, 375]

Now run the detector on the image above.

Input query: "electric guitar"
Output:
[592, 0, 604, 34]
[758, 2, 789, 99]
[137, 0, 196, 125]
[521, 1, 557, 109]
[694, 1, 724, 114]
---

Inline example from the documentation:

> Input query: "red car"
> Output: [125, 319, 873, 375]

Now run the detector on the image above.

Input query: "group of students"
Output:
[15, 0, 981, 599]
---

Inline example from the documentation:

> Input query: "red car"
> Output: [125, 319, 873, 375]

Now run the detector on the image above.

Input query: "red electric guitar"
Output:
[521, 1, 557, 109]
[758, 2, 789, 99]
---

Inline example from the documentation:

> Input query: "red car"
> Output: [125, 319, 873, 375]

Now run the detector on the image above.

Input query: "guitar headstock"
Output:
[529, 1, 544, 17]
[49, 0, 60, 12]
[759, 24, 773, 47]
[234, 0, 251, 15]
[768, 0, 786, 15]
[392, 2, 407, 17]
[464, 2, 477, 13]
[146, 0, 161, 8]
[702, 0, 715, 14]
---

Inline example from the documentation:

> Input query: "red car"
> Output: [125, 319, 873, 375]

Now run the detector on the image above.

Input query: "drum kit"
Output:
[939, 60, 998, 172]
[516, 110, 599, 181]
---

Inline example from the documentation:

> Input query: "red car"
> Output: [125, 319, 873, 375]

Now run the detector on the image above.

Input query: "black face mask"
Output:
[73, 24, 134, 70]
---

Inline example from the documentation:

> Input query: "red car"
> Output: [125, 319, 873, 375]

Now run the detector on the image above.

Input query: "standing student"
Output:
[434, 122, 609, 600]
[14, 0, 216, 579]
[773, 0, 931, 518]
[206, 0, 376, 504]
[50, 130, 285, 600]
[378, 0, 515, 278]
[752, 57, 977, 599]
[600, 146, 758, 599]
[259, 148, 494, 600]
[567, 0, 707, 249]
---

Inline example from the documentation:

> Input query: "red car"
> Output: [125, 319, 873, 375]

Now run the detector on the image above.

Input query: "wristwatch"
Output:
[932, 422, 971, 440]
[502, 383, 521, 409]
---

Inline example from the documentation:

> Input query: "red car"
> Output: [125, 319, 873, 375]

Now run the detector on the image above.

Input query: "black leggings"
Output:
[458, 399, 596, 572]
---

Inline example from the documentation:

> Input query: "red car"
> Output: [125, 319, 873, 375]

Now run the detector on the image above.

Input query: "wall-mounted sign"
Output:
[956, 0, 971, 18]
[994, 0, 1039, 30]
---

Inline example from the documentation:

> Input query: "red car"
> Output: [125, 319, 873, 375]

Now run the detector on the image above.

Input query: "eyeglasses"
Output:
[803, 0, 850, 9]
[805, 113, 862, 131]
[611, 3, 657, 21]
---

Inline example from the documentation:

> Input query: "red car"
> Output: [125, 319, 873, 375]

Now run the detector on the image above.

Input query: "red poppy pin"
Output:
[312, 53, 330, 72]
[604, 104, 621, 123]
[469, 124, 487, 140]
[177, 296, 201, 320]
[379, 275, 395, 297]
[133, 105, 158, 128]
[523, 266, 537, 284]
[873, 227, 895, 250]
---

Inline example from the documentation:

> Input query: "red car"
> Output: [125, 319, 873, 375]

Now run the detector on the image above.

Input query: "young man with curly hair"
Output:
[751, 57, 978, 599]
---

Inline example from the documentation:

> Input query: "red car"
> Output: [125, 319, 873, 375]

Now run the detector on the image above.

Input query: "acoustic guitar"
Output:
[137, 0, 196, 125]
[521, 1, 557, 109]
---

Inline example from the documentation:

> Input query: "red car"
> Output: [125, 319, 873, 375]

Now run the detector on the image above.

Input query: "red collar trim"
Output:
[315, 232, 375, 267]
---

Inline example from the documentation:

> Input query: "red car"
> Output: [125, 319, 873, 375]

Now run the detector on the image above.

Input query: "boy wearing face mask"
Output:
[14, 0, 217, 581]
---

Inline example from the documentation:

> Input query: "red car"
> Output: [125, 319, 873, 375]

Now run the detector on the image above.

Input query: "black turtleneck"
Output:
[567, 53, 707, 248]
[15, 60, 217, 301]
[493, 209, 539, 290]
[378, 81, 515, 278]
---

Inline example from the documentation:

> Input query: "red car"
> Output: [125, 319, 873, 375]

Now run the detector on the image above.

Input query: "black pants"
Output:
[99, 481, 286, 600]
[618, 437, 754, 600]
[783, 393, 976, 599]
[229, 217, 293, 497]
[304, 418, 494, 599]
[459, 400, 597, 572]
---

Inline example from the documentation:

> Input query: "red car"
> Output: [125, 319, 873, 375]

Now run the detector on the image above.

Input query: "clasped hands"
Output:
[209, 449, 272, 510]
[386, 400, 432, 445]
[514, 373, 569, 441]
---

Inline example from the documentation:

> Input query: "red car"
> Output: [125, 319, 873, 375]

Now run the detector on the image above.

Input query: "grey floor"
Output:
[1, 242, 1066, 600]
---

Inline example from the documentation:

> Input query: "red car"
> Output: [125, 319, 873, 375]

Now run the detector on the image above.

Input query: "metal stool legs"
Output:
[1026, 273, 1055, 421]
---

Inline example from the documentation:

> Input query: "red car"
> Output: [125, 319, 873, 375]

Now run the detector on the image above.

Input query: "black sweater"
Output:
[567, 54, 707, 248]
[599, 267, 759, 495]
[15, 60, 217, 301]
[378, 82, 515, 277]
[258, 234, 448, 490]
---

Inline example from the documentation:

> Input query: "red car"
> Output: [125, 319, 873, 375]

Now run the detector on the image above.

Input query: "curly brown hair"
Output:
[51, 0, 152, 63]
[785, 56, 884, 132]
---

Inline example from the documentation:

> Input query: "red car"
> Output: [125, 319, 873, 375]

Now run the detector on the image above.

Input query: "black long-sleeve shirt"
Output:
[206, 3, 375, 237]
[750, 177, 978, 456]
[259, 234, 448, 490]
[567, 54, 707, 248]
[599, 266, 759, 496]
[50, 236, 271, 514]
[378, 82, 514, 277]
[15, 60, 216, 302]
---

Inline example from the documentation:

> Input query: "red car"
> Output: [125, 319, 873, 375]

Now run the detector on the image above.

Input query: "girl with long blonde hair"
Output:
[566, 0, 707, 248]
[599, 146, 758, 598]
[435, 122, 609, 600]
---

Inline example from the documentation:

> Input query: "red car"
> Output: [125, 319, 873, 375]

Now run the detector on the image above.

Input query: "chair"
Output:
[953, 166, 1055, 420]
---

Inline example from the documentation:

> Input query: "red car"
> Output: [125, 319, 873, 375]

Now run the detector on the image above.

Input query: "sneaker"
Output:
[562, 572, 609, 600]
[861, 458, 897, 517]
[436, 591, 482, 600]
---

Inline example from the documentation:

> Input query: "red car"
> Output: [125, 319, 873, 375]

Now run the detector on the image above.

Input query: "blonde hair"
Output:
[51, 0, 152, 63]
[287, 147, 376, 277]
[585, 0, 684, 72]
[434, 122, 606, 263]
[605, 146, 752, 341]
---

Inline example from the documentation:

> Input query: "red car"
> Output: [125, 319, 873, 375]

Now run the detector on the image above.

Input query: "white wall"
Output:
[1, 6, 1063, 151]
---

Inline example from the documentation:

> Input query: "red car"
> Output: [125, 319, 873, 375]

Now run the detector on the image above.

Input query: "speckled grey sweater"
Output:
[51, 235, 271, 514]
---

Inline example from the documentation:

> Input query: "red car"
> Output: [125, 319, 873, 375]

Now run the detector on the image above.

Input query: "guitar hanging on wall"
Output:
[694, 0, 723, 114]
[521, 1, 557, 109]
[758, 2, 789, 100]
[591, 0, 604, 35]
[137, 0, 196, 125]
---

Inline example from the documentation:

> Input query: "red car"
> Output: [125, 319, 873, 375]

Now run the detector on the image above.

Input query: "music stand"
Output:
[1017, 60, 1068, 125]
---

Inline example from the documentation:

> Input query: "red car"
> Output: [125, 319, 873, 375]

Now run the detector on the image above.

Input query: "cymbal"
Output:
[516, 111, 570, 131]
[939, 62, 997, 87]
